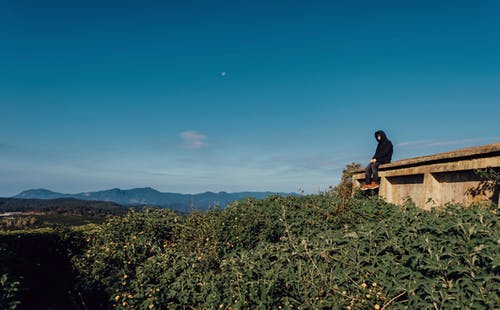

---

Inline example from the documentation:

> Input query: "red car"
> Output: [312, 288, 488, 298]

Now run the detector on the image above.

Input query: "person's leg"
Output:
[372, 162, 381, 184]
[365, 163, 373, 185]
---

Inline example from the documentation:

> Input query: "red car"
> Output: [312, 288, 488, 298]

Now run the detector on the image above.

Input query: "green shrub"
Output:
[0, 227, 87, 309]
[0, 273, 20, 310]
[329, 162, 363, 200]
[73, 195, 500, 309]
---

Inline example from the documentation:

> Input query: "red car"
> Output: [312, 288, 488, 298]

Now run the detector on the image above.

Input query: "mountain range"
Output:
[13, 188, 297, 213]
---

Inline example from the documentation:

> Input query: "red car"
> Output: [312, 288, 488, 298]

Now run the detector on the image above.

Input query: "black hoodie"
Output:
[372, 130, 393, 164]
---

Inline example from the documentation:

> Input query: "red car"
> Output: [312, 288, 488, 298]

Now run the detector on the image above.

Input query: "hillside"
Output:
[14, 188, 296, 212]
[0, 198, 135, 230]
[0, 197, 132, 216]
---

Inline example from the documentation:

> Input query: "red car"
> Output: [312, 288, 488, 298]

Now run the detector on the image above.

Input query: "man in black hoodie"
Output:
[361, 130, 393, 190]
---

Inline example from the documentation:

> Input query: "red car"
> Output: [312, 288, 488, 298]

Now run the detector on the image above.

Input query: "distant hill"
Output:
[13, 188, 298, 213]
[0, 197, 132, 216]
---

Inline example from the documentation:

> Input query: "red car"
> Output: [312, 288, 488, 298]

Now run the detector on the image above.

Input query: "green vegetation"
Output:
[476, 167, 500, 184]
[0, 213, 107, 231]
[0, 272, 20, 310]
[1, 194, 498, 309]
[0, 197, 132, 215]
[329, 162, 363, 200]
[0, 197, 133, 231]
[0, 226, 89, 309]
[0, 216, 38, 230]
[74, 195, 498, 309]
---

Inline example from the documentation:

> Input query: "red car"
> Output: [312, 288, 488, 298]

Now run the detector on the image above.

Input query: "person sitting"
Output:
[361, 130, 393, 190]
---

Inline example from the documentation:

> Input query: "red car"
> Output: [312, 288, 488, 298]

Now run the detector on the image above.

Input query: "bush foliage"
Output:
[329, 162, 363, 200]
[73, 195, 499, 309]
[0, 273, 20, 310]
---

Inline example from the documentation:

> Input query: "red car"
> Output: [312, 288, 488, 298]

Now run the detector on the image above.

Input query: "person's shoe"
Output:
[360, 183, 371, 191]
[368, 182, 379, 189]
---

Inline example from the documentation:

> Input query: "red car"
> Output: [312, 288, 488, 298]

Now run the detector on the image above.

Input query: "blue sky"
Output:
[1, 0, 499, 196]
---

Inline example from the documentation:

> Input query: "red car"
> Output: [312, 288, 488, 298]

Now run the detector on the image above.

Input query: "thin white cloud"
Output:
[396, 140, 434, 147]
[424, 138, 493, 148]
[179, 130, 208, 149]
[397, 137, 499, 149]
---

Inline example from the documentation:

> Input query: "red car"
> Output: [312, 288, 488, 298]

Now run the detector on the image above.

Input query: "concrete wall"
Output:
[352, 143, 500, 209]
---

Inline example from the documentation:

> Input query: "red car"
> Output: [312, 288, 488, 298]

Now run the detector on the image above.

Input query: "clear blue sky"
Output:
[1, 0, 499, 196]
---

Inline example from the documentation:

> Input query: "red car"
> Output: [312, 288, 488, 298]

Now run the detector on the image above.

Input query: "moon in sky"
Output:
[220, 72, 227, 77]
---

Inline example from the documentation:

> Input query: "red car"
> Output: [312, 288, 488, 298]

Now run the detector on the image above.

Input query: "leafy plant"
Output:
[72, 195, 499, 309]
[466, 167, 500, 205]
[330, 162, 363, 200]
[0, 273, 20, 310]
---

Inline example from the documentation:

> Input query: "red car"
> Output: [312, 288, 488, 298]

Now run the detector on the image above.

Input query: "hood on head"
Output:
[375, 130, 387, 142]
